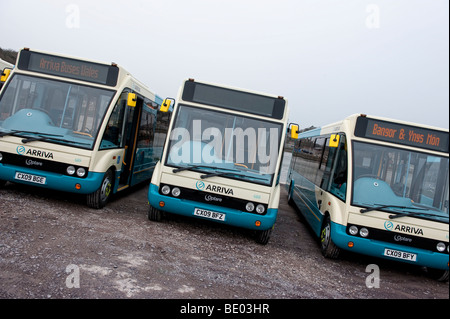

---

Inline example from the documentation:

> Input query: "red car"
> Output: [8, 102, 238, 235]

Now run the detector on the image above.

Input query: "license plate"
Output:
[384, 248, 417, 262]
[15, 172, 46, 185]
[194, 208, 226, 221]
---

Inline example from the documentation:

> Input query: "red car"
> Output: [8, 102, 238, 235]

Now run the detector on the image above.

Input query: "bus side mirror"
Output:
[160, 98, 174, 112]
[289, 124, 299, 139]
[329, 134, 340, 148]
[1, 68, 11, 83]
[127, 93, 137, 107]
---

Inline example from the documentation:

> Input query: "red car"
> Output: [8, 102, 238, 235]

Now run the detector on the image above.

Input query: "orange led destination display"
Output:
[355, 117, 449, 153]
[17, 50, 119, 87]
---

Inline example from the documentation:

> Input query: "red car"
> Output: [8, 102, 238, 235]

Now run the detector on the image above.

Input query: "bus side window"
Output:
[315, 137, 329, 186]
[100, 93, 127, 149]
[330, 135, 347, 200]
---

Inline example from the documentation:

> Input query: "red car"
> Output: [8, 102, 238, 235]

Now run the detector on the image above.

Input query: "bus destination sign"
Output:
[18, 50, 119, 87]
[355, 117, 449, 153]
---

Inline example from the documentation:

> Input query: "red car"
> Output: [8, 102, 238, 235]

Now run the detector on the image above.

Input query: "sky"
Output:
[1, 0, 449, 129]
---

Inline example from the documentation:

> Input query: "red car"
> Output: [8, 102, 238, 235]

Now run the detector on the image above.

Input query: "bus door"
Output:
[118, 93, 142, 190]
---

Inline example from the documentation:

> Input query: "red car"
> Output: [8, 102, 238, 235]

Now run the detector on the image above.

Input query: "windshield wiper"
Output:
[360, 204, 427, 214]
[0, 130, 59, 138]
[172, 165, 238, 174]
[172, 165, 213, 173]
[200, 171, 266, 181]
[21, 134, 64, 143]
[0, 130, 23, 137]
[21, 134, 90, 146]
[388, 211, 441, 220]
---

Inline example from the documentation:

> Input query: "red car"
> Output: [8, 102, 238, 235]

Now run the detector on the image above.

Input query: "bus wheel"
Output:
[148, 205, 162, 222]
[427, 268, 449, 282]
[320, 215, 340, 259]
[255, 227, 272, 245]
[87, 170, 113, 209]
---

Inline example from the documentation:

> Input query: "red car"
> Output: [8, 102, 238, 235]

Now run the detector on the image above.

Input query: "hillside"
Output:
[0, 47, 18, 64]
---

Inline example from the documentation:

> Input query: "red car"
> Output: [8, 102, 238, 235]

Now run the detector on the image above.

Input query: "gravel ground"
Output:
[0, 181, 448, 301]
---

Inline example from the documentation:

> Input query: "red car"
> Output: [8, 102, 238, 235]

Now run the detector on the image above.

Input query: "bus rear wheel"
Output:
[320, 215, 340, 259]
[87, 170, 113, 209]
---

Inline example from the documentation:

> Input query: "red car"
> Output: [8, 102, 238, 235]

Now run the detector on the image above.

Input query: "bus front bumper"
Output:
[331, 222, 449, 270]
[148, 183, 277, 231]
[0, 163, 103, 194]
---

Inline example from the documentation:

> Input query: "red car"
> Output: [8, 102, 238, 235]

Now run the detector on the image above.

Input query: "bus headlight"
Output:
[255, 204, 265, 214]
[246, 202, 254, 212]
[67, 166, 75, 175]
[171, 187, 181, 197]
[359, 227, 369, 238]
[161, 185, 170, 195]
[436, 242, 446, 252]
[0, 152, 3, 161]
[76, 168, 86, 177]
[349, 225, 358, 236]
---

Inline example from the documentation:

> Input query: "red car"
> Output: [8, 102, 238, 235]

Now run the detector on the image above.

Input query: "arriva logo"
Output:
[196, 181, 205, 190]
[384, 220, 424, 235]
[384, 221, 394, 231]
[16, 145, 26, 155]
[195, 180, 234, 195]
[15, 146, 54, 159]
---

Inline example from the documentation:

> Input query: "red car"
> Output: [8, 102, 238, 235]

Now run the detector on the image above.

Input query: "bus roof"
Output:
[183, 78, 287, 101]
[179, 78, 288, 121]
[11, 48, 161, 103]
[0, 58, 14, 70]
[300, 114, 448, 137]
[297, 113, 449, 153]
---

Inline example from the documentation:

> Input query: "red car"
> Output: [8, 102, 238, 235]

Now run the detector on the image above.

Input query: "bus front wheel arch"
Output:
[320, 214, 341, 259]
[87, 169, 114, 209]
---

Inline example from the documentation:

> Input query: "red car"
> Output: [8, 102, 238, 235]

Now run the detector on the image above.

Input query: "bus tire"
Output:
[427, 268, 449, 282]
[87, 170, 113, 209]
[148, 205, 162, 222]
[320, 215, 340, 259]
[255, 227, 272, 245]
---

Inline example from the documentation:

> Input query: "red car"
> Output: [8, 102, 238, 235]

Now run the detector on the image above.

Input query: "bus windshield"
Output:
[352, 141, 449, 223]
[0, 74, 115, 149]
[166, 104, 282, 186]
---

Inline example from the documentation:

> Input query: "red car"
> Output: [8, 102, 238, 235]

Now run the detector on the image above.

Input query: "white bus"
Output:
[0, 48, 171, 208]
[287, 114, 449, 281]
[148, 79, 289, 244]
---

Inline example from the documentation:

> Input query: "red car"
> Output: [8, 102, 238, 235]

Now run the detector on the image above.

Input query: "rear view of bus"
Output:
[148, 79, 288, 244]
[0, 48, 170, 208]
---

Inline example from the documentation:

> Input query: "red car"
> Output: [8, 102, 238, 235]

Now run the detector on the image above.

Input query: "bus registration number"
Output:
[194, 208, 225, 221]
[384, 248, 417, 261]
[15, 172, 46, 185]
